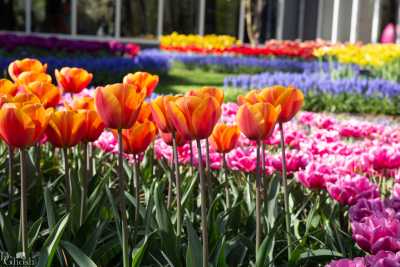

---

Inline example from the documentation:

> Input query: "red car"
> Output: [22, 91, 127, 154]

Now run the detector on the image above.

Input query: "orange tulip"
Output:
[78, 109, 105, 142]
[0, 79, 18, 97]
[0, 103, 51, 148]
[186, 87, 224, 105]
[8, 58, 47, 82]
[257, 86, 304, 123]
[123, 71, 159, 97]
[70, 96, 95, 110]
[160, 131, 187, 147]
[55, 67, 93, 94]
[165, 95, 221, 140]
[26, 81, 61, 108]
[95, 83, 145, 129]
[236, 102, 281, 141]
[209, 123, 240, 153]
[46, 110, 86, 147]
[10, 92, 41, 105]
[16, 71, 52, 86]
[237, 89, 260, 105]
[150, 95, 180, 133]
[116, 120, 157, 154]
[137, 101, 152, 123]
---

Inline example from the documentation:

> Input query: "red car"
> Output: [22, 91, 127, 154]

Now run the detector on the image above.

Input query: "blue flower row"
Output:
[224, 72, 400, 98]
[140, 49, 357, 74]
[0, 53, 170, 82]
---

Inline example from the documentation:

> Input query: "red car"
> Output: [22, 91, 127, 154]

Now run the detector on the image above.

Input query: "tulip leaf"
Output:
[185, 220, 203, 267]
[105, 185, 122, 244]
[131, 233, 154, 267]
[37, 214, 70, 267]
[61, 241, 97, 267]
[0, 212, 17, 255]
[154, 182, 181, 267]
[43, 186, 56, 230]
[28, 217, 43, 250]
[298, 249, 343, 260]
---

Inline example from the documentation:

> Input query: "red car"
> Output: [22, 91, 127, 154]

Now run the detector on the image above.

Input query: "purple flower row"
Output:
[224, 72, 400, 98]
[0, 33, 140, 57]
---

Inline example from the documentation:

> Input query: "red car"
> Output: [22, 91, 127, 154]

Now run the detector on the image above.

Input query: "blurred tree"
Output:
[245, 0, 266, 46]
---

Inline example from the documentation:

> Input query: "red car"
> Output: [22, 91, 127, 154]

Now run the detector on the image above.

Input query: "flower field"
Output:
[0, 33, 400, 267]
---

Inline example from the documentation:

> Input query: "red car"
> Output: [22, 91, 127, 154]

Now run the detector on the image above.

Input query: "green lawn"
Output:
[157, 66, 243, 102]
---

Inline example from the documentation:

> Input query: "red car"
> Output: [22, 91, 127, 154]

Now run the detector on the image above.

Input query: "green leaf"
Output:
[0, 212, 17, 255]
[214, 236, 227, 267]
[28, 217, 43, 250]
[256, 222, 278, 267]
[105, 186, 122, 244]
[37, 214, 70, 267]
[299, 249, 343, 260]
[185, 220, 202, 267]
[61, 241, 97, 267]
[154, 183, 181, 267]
[131, 234, 153, 267]
[43, 186, 56, 230]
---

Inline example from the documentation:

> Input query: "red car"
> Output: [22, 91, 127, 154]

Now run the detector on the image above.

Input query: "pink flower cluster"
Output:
[326, 251, 400, 267]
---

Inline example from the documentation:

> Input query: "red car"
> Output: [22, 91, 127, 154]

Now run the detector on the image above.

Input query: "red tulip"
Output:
[26, 81, 61, 108]
[95, 83, 145, 129]
[209, 123, 240, 153]
[78, 109, 105, 143]
[0, 103, 52, 148]
[186, 87, 224, 105]
[257, 85, 304, 123]
[150, 95, 180, 132]
[117, 120, 157, 154]
[55, 67, 93, 94]
[165, 95, 221, 140]
[0, 79, 18, 97]
[8, 58, 47, 82]
[46, 109, 86, 147]
[123, 72, 159, 97]
[236, 102, 281, 140]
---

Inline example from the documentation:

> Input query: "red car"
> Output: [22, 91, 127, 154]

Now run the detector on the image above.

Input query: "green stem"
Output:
[189, 141, 194, 176]
[255, 140, 261, 252]
[167, 158, 173, 209]
[261, 141, 266, 200]
[196, 139, 208, 267]
[62, 148, 71, 209]
[172, 132, 182, 237]
[8, 146, 14, 214]
[79, 142, 89, 226]
[279, 122, 292, 258]
[118, 129, 129, 267]
[20, 148, 28, 257]
[133, 154, 140, 225]
[222, 153, 230, 209]
[34, 144, 42, 183]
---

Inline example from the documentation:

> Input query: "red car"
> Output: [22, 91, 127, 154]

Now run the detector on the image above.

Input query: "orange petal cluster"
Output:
[123, 72, 159, 97]
[117, 120, 157, 154]
[257, 86, 304, 123]
[209, 123, 240, 153]
[0, 103, 51, 148]
[236, 102, 281, 141]
[95, 83, 145, 129]
[55, 67, 93, 94]
[8, 58, 47, 82]
[165, 95, 221, 140]
[46, 110, 86, 147]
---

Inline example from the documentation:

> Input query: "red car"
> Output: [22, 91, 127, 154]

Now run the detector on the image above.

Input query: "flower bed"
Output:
[0, 33, 140, 57]
[160, 33, 330, 59]
[224, 71, 400, 114]
[142, 49, 351, 74]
